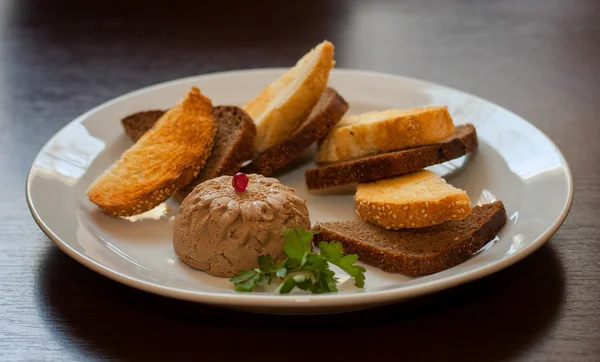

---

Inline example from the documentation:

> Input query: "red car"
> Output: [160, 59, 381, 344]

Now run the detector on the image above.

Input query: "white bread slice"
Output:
[354, 170, 472, 229]
[316, 106, 455, 164]
[87, 87, 217, 217]
[244, 40, 335, 154]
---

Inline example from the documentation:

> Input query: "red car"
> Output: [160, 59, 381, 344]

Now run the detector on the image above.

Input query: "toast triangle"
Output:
[87, 87, 217, 216]
[244, 40, 335, 154]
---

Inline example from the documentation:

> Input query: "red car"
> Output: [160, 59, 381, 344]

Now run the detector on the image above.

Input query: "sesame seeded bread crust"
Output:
[244, 88, 348, 176]
[312, 201, 507, 276]
[87, 87, 217, 217]
[355, 170, 472, 229]
[120, 106, 256, 200]
[357, 195, 472, 229]
[305, 124, 478, 190]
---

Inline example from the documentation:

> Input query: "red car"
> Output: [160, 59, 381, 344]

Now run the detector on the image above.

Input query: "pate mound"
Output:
[172, 174, 310, 277]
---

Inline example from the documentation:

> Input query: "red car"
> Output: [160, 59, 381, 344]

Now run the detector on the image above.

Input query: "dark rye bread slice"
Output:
[243, 88, 349, 176]
[121, 106, 256, 199]
[305, 124, 478, 190]
[179, 106, 255, 198]
[312, 201, 506, 276]
[122, 110, 166, 142]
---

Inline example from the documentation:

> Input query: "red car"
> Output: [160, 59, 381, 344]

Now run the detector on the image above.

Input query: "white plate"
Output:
[27, 69, 573, 314]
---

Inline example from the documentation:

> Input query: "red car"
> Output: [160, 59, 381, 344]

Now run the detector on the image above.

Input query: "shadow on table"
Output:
[36, 242, 564, 361]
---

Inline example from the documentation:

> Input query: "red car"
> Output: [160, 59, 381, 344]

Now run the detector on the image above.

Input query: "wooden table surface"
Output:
[1, 0, 598, 360]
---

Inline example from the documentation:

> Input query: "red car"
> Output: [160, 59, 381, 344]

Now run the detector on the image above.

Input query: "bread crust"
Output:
[245, 88, 348, 176]
[305, 124, 478, 189]
[354, 171, 471, 230]
[244, 41, 335, 154]
[313, 201, 507, 276]
[87, 87, 216, 216]
[316, 106, 455, 163]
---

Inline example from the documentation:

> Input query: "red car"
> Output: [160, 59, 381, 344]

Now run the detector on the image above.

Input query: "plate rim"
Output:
[26, 67, 574, 309]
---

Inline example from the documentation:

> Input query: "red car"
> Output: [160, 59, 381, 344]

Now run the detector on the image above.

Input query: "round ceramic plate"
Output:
[27, 69, 573, 314]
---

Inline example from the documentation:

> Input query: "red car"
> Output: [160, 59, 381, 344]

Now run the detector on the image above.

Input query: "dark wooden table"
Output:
[1, 0, 598, 360]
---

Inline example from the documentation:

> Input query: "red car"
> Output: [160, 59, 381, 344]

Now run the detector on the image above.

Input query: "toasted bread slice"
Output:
[244, 40, 335, 155]
[87, 87, 217, 216]
[120, 106, 256, 200]
[355, 170, 472, 229]
[244, 88, 348, 176]
[316, 106, 455, 164]
[305, 124, 477, 190]
[313, 201, 506, 276]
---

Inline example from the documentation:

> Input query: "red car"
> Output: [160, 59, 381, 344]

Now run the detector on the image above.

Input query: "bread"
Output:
[305, 124, 478, 190]
[244, 88, 348, 176]
[312, 201, 507, 276]
[120, 106, 256, 200]
[315, 106, 455, 164]
[121, 110, 166, 142]
[355, 170, 472, 229]
[87, 87, 217, 216]
[244, 40, 335, 155]
[178, 106, 255, 198]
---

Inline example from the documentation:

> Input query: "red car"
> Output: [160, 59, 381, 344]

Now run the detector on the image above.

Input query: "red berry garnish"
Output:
[232, 173, 249, 192]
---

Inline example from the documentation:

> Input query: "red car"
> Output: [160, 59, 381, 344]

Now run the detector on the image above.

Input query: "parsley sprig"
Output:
[229, 227, 366, 293]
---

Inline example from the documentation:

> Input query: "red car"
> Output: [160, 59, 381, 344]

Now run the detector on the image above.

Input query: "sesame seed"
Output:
[375, 215, 380, 219]
[385, 226, 390, 230]
[399, 224, 404, 227]
[386, 205, 390, 210]
[421, 209, 425, 214]
[409, 215, 413, 220]
[425, 202, 429, 207]
[372, 205, 376, 210]
[404, 206, 409, 210]
[423, 214, 428, 218]
[393, 214, 397, 219]
[411, 223, 415, 227]
[455, 237, 459, 240]
[452, 214, 457, 218]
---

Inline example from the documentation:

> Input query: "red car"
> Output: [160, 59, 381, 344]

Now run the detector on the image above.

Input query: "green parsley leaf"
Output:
[277, 277, 297, 294]
[258, 254, 275, 271]
[230, 269, 263, 292]
[319, 241, 345, 260]
[304, 253, 328, 271]
[295, 280, 316, 292]
[230, 269, 259, 283]
[319, 241, 367, 288]
[284, 257, 300, 269]
[231, 227, 366, 293]
[318, 267, 338, 292]
[282, 227, 315, 261]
